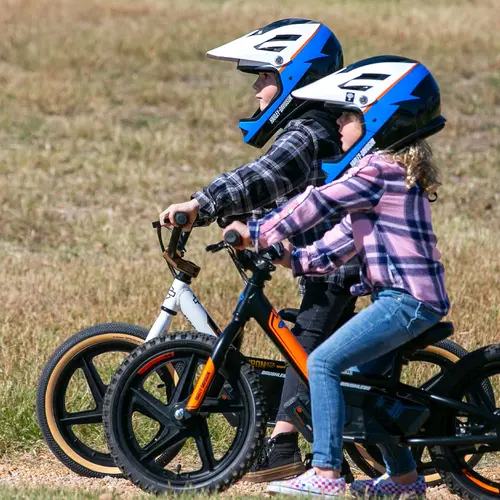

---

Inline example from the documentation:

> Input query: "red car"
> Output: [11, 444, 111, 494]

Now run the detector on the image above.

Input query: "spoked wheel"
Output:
[432, 345, 500, 499]
[103, 331, 267, 494]
[346, 339, 475, 486]
[36, 323, 181, 478]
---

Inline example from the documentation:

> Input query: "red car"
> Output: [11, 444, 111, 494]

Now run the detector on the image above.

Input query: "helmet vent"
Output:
[256, 45, 286, 53]
[270, 34, 302, 41]
[339, 84, 373, 91]
[339, 74, 390, 92]
[254, 35, 301, 53]
[353, 73, 390, 81]
[249, 18, 315, 36]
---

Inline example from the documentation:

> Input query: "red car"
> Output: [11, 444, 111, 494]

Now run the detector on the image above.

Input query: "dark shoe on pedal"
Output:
[243, 432, 305, 483]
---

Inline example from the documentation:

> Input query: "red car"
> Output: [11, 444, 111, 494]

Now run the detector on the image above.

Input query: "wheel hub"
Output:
[174, 407, 185, 421]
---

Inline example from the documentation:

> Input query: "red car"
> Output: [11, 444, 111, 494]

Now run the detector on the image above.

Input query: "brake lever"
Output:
[206, 242, 226, 253]
[258, 242, 285, 262]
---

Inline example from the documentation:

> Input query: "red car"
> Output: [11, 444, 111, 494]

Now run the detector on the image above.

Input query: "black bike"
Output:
[102, 215, 500, 498]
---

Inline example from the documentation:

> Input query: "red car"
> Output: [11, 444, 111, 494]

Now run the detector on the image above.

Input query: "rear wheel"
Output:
[103, 331, 267, 494]
[432, 344, 500, 499]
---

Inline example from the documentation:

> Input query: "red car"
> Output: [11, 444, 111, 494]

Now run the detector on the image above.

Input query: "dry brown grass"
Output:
[0, 0, 499, 454]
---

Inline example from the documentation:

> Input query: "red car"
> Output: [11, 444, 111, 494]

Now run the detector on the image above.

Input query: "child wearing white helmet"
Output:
[226, 55, 449, 497]
[160, 18, 361, 482]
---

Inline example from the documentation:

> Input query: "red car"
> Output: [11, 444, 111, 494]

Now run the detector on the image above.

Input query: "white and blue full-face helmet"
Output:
[292, 55, 446, 181]
[207, 18, 343, 148]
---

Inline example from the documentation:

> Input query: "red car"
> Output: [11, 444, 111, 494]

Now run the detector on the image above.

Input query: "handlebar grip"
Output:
[224, 230, 242, 247]
[174, 212, 189, 226]
[152, 221, 161, 229]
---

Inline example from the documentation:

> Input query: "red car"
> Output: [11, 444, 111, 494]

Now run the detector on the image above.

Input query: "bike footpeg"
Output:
[219, 385, 240, 427]
[284, 395, 313, 443]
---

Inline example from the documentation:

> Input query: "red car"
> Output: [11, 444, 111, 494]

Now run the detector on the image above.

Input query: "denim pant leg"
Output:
[275, 282, 356, 422]
[307, 289, 442, 473]
[355, 355, 416, 476]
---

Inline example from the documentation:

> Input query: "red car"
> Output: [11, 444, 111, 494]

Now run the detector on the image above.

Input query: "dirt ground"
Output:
[0, 451, 462, 499]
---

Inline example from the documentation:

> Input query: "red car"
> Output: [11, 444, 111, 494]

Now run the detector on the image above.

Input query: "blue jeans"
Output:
[277, 282, 357, 422]
[307, 288, 442, 476]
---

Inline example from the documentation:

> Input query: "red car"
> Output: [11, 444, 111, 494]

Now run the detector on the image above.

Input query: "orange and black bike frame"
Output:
[186, 271, 309, 411]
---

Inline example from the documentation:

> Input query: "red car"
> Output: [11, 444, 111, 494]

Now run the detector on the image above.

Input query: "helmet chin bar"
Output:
[237, 65, 285, 148]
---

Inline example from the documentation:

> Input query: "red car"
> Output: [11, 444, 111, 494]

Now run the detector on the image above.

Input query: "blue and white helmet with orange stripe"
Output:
[292, 55, 446, 182]
[206, 18, 343, 148]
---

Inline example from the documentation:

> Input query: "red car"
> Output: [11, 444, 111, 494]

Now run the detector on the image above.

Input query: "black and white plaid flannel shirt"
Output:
[192, 108, 360, 292]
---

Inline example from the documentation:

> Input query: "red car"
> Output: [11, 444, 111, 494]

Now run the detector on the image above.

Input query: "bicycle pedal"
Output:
[219, 386, 240, 427]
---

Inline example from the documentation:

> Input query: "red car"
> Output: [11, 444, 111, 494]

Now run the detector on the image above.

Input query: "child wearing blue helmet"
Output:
[225, 55, 449, 497]
[160, 19, 360, 482]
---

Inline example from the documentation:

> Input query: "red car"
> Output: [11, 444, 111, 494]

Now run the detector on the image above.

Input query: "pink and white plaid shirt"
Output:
[248, 153, 449, 315]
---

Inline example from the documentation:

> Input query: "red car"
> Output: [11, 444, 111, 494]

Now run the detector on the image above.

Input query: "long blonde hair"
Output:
[384, 140, 441, 195]
[346, 112, 441, 195]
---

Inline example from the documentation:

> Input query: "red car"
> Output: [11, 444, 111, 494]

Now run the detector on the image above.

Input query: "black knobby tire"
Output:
[345, 339, 471, 486]
[431, 344, 500, 499]
[103, 331, 267, 495]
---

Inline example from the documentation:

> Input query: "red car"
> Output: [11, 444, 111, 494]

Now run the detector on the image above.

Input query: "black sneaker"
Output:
[243, 432, 305, 483]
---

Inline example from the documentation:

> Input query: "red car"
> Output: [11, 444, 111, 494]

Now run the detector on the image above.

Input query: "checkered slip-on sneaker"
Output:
[267, 469, 346, 497]
[351, 474, 426, 498]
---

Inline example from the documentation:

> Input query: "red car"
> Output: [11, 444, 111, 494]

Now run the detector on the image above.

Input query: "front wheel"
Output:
[36, 323, 147, 478]
[103, 331, 267, 494]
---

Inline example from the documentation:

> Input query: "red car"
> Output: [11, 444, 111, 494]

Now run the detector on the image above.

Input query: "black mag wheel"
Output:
[345, 339, 475, 486]
[432, 344, 500, 499]
[103, 331, 267, 494]
[36, 323, 181, 478]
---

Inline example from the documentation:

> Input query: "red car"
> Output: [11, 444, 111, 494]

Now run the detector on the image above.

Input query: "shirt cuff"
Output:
[290, 246, 307, 277]
[191, 190, 216, 218]
[248, 220, 261, 250]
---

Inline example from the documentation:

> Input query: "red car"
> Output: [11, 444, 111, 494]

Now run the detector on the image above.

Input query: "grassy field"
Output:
[0, 0, 499, 485]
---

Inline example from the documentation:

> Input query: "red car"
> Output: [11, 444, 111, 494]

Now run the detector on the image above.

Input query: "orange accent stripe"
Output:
[186, 358, 215, 411]
[462, 469, 500, 493]
[268, 310, 308, 379]
[279, 25, 321, 73]
[362, 63, 417, 114]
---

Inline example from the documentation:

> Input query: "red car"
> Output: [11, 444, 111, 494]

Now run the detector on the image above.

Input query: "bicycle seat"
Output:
[400, 321, 454, 354]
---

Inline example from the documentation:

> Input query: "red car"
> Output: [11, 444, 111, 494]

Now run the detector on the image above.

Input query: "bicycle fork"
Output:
[183, 280, 309, 413]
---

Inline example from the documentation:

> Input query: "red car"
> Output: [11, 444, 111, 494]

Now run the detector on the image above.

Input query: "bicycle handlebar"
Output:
[173, 212, 189, 226]
[223, 229, 284, 263]
[151, 212, 200, 278]
[224, 230, 242, 247]
[151, 214, 281, 281]
[165, 212, 190, 258]
[151, 211, 190, 229]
